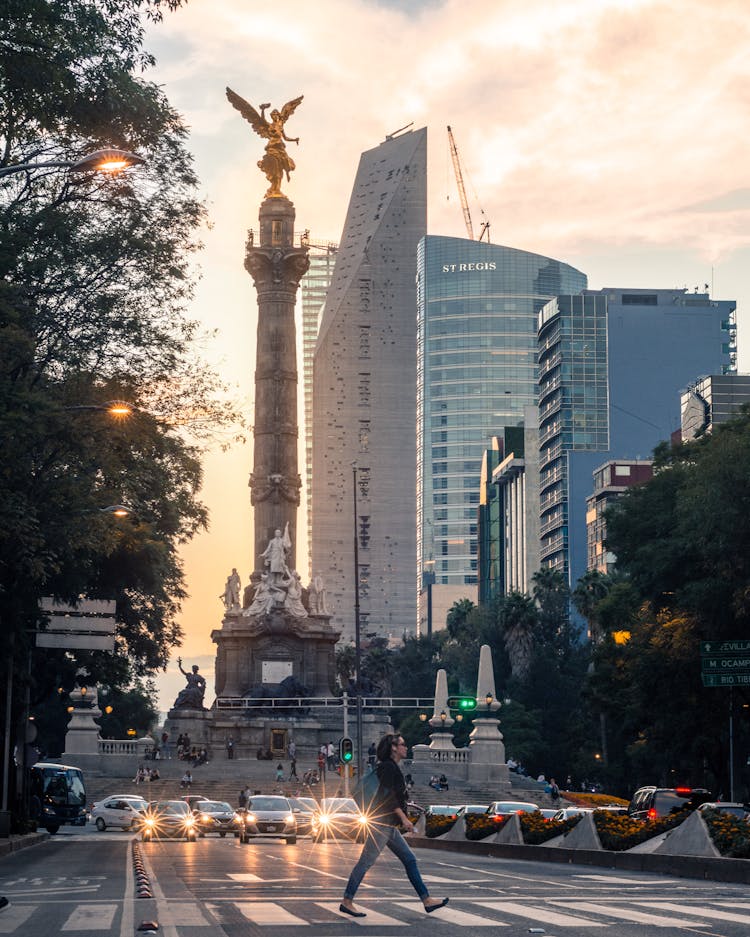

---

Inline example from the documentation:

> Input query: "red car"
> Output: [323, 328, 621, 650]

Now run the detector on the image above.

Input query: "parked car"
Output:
[537, 808, 558, 821]
[288, 796, 317, 836]
[456, 804, 490, 817]
[425, 804, 461, 819]
[698, 802, 749, 820]
[140, 800, 198, 841]
[552, 806, 594, 821]
[628, 787, 711, 822]
[193, 800, 239, 837]
[594, 805, 629, 816]
[91, 795, 147, 831]
[311, 797, 368, 842]
[239, 795, 297, 845]
[486, 801, 539, 822]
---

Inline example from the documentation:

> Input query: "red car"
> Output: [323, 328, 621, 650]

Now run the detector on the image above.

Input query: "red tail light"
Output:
[675, 787, 691, 795]
[647, 808, 657, 819]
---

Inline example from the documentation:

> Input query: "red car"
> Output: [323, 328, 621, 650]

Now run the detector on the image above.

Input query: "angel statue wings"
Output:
[226, 88, 303, 198]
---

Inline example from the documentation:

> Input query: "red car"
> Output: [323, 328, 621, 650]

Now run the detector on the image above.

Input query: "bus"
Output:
[30, 763, 87, 834]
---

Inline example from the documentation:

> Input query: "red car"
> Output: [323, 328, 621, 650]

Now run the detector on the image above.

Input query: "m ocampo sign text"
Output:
[701, 656, 750, 673]
[37, 597, 116, 651]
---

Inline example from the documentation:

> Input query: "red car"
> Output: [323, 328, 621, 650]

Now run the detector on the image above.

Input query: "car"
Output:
[182, 795, 210, 810]
[139, 800, 198, 841]
[425, 804, 462, 819]
[312, 797, 368, 842]
[192, 800, 240, 837]
[698, 802, 749, 820]
[552, 806, 594, 821]
[239, 795, 297, 845]
[456, 804, 490, 817]
[628, 786, 711, 822]
[288, 796, 317, 836]
[594, 805, 629, 816]
[486, 800, 540, 822]
[91, 795, 147, 831]
[537, 808, 558, 821]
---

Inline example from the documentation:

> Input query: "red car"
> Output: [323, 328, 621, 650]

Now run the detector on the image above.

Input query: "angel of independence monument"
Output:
[166, 90, 391, 759]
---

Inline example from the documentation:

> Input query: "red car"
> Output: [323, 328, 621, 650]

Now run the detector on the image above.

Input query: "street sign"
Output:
[701, 656, 750, 674]
[701, 639, 750, 655]
[38, 597, 116, 651]
[702, 673, 750, 687]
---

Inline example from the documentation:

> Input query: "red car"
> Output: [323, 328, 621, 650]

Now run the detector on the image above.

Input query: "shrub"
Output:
[702, 809, 750, 858]
[424, 815, 456, 838]
[593, 809, 688, 851]
[520, 812, 579, 844]
[466, 813, 507, 840]
[563, 792, 629, 808]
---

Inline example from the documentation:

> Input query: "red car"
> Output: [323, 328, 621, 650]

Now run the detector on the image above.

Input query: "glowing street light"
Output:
[0, 148, 145, 179]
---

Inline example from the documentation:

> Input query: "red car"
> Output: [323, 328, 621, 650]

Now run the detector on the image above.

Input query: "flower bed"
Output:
[701, 809, 750, 858]
[424, 814, 457, 838]
[563, 792, 629, 808]
[593, 809, 688, 851]
[465, 813, 508, 840]
[520, 812, 579, 844]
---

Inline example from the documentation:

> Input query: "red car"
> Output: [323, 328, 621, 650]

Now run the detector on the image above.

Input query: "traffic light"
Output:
[447, 696, 477, 711]
[339, 736, 354, 763]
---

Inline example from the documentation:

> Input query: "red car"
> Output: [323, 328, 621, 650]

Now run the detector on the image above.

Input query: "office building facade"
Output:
[312, 129, 427, 644]
[680, 373, 750, 440]
[299, 238, 338, 578]
[585, 460, 654, 574]
[417, 237, 586, 632]
[538, 288, 736, 592]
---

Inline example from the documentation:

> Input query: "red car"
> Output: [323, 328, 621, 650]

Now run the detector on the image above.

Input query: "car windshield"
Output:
[321, 798, 358, 813]
[430, 806, 459, 815]
[249, 797, 290, 811]
[153, 801, 190, 815]
[653, 791, 694, 815]
[461, 805, 488, 814]
[199, 802, 231, 812]
[491, 802, 537, 812]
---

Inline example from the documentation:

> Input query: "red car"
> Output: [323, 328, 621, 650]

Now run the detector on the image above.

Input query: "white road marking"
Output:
[235, 901, 307, 925]
[394, 900, 508, 926]
[439, 863, 580, 889]
[119, 839, 134, 937]
[477, 901, 604, 926]
[62, 904, 117, 930]
[0, 905, 35, 934]
[642, 902, 750, 925]
[227, 873, 263, 881]
[564, 901, 710, 927]
[573, 875, 677, 885]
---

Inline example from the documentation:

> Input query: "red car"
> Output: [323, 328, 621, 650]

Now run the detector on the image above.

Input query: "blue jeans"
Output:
[343, 825, 429, 900]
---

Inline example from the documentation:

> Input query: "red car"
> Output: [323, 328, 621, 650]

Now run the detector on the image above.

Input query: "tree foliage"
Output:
[0, 1, 238, 728]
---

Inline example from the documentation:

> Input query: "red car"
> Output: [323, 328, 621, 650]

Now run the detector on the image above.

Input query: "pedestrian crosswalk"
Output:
[0, 896, 749, 931]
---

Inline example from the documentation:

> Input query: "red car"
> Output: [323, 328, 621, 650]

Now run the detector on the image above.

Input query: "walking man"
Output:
[288, 740, 298, 780]
[339, 733, 448, 918]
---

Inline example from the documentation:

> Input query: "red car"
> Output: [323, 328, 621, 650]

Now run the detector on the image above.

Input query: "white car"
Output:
[552, 806, 594, 822]
[91, 795, 148, 831]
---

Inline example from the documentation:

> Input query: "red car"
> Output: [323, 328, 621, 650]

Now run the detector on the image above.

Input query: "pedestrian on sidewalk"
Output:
[288, 740, 298, 780]
[275, 763, 284, 782]
[161, 731, 171, 759]
[339, 733, 448, 919]
[227, 736, 235, 760]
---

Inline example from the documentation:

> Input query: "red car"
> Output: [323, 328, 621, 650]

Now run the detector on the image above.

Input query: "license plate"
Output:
[262, 823, 280, 832]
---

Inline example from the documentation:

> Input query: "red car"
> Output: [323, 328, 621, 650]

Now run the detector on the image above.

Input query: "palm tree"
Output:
[500, 592, 538, 681]
[572, 570, 612, 643]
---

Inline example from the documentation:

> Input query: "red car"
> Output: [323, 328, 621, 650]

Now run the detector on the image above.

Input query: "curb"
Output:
[410, 836, 750, 884]
[0, 832, 49, 858]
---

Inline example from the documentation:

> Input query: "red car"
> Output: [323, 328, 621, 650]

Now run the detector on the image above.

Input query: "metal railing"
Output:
[215, 696, 438, 711]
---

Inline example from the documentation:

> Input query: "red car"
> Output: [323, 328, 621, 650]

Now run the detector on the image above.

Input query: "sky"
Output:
[143, 0, 750, 713]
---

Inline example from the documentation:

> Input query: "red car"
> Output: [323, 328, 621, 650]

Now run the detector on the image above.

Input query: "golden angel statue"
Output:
[226, 88, 303, 197]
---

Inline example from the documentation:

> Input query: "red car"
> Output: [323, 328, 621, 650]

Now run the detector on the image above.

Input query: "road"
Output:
[2, 825, 750, 936]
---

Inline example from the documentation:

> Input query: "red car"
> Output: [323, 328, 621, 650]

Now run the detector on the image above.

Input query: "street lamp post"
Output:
[352, 462, 364, 782]
[0, 148, 144, 180]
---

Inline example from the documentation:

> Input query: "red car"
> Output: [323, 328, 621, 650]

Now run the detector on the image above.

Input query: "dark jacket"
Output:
[376, 758, 407, 826]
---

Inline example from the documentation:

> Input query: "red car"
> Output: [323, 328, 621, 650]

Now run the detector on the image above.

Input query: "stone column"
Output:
[245, 197, 309, 573]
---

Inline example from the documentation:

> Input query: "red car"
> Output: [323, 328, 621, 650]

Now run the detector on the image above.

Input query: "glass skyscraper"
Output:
[416, 236, 586, 633]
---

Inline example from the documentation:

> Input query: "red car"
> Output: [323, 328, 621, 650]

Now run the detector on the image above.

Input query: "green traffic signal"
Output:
[339, 736, 354, 762]
[446, 696, 477, 711]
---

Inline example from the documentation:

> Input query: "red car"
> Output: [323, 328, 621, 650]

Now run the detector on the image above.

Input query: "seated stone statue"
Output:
[173, 658, 207, 710]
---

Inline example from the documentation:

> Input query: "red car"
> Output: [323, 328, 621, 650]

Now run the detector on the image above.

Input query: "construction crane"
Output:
[447, 125, 490, 242]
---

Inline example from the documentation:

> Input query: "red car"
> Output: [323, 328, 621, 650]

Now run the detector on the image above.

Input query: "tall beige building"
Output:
[299, 237, 338, 579]
[312, 128, 427, 644]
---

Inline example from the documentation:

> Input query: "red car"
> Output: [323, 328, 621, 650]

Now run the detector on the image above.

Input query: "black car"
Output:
[193, 800, 240, 837]
[628, 786, 711, 821]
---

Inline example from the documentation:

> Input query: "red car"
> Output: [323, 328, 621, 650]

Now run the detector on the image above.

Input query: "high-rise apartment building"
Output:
[312, 129, 427, 644]
[299, 237, 338, 578]
[416, 236, 586, 633]
[680, 373, 750, 440]
[585, 459, 654, 574]
[537, 288, 736, 592]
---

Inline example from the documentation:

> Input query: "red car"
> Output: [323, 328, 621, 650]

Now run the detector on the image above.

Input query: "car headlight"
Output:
[357, 815, 368, 825]
[233, 813, 242, 822]
[144, 818, 155, 828]
[201, 814, 211, 822]
[285, 814, 294, 824]
[184, 816, 195, 827]
[245, 813, 256, 823]
[319, 814, 331, 825]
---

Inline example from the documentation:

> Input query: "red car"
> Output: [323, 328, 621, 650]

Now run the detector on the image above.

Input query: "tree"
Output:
[0, 1, 239, 818]
[498, 591, 538, 681]
[446, 598, 476, 641]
